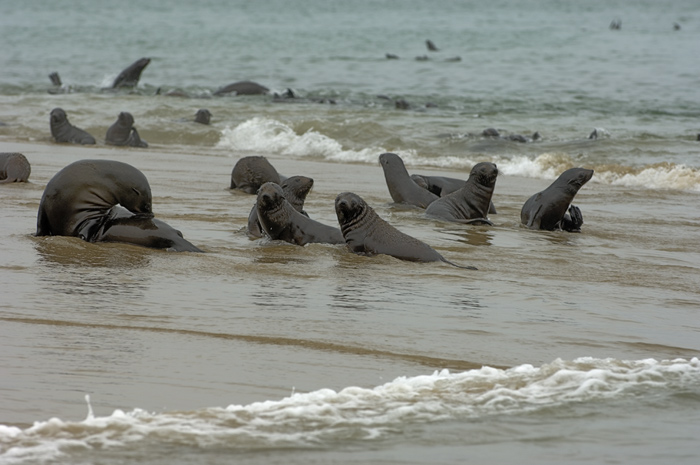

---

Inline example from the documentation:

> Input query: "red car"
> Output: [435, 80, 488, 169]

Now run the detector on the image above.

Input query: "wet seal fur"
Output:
[379, 152, 439, 208]
[92, 206, 202, 252]
[194, 109, 211, 125]
[411, 173, 497, 214]
[335, 192, 477, 269]
[521, 167, 594, 232]
[230, 156, 282, 194]
[0, 153, 31, 183]
[106, 112, 148, 148]
[49, 108, 96, 145]
[424, 162, 498, 224]
[112, 57, 151, 89]
[36, 159, 200, 251]
[256, 182, 344, 246]
[247, 176, 314, 238]
[37, 159, 153, 238]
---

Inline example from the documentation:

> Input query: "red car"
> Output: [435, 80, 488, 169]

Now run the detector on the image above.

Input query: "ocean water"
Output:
[1, 0, 700, 464]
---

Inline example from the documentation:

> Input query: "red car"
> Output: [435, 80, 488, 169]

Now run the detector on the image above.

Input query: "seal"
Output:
[378, 152, 439, 208]
[49, 108, 96, 145]
[105, 112, 148, 148]
[424, 162, 498, 224]
[0, 152, 31, 183]
[247, 175, 314, 238]
[334, 192, 477, 269]
[213, 80, 269, 96]
[411, 173, 498, 214]
[91, 206, 202, 252]
[37, 159, 152, 238]
[256, 182, 345, 246]
[112, 57, 151, 89]
[521, 167, 594, 232]
[194, 109, 211, 125]
[230, 156, 282, 194]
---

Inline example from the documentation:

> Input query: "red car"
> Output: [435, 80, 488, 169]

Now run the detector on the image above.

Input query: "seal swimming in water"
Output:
[194, 109, 211, 125]
[521, 167, 594, 232]
[213, 80, 269, 96]
[91, 206, 202, 252]
[334, 192, 477, 269]
[230, 156, 282, 194]
[411, 173, 498, 214]
[37, 159, 152, 238]
[111, 57, 151, 89]
[378, 152, 439, 208]
[49, 108, 96, 145]
[247, 175, 314, 238]
[0, 153, 31, 183]
[424, 162, 498, 224]
[256, 182, 344, 246]
[105, 112, 148, 148]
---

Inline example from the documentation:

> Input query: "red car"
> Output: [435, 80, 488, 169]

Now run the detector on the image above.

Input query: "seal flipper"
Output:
[560, 205, 583, 232]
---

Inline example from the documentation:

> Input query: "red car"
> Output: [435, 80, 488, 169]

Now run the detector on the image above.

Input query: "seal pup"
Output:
[0, 153, 31, 183]
[335, 192, 476, 269]
[194, 109, 211, 125]
[230, 156, 282, 194]
[37, 159, 152, 239]
[105, 112, 148, 148]
[521, 167, 594, 232]
[424, 162, 498, 224]
[111, 57, 151, 89]
[247, 175, 314, 238]
[378, 152, 439, 208]
[213, 80, 269, 96]
[256, 182, 344, 246]
[49, 108, 96, 145]
[91, 206, 202, 252]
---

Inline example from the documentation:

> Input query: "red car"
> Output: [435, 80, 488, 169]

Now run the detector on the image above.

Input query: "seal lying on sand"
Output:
[379, 152, 439, 208]
[37, 159, 152, 238]
[49, 108, 96, 145]
[0, 153, 31, 183]
[230, 156, 282, 194]
[247, 175, 314, 238]
[105, 112, 148, 148]
[424, 162, 498, 224]
[256, 182, 344, 246]
[112, 57, 151, 89]
[521, 167, 594, 232]
[36, 159, 200, 251]
[214, 80, 269, 96]
[91, 206, 202, 252]
[335, 192, 477, 269]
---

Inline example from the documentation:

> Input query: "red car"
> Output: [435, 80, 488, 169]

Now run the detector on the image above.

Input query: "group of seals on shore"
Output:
[378, 152, 593, 232]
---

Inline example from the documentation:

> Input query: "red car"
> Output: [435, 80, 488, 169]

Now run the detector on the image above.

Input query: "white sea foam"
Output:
[1, 358, 699, 464]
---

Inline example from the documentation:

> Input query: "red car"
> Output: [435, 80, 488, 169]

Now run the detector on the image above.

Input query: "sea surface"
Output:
[1, 0, 700, 464]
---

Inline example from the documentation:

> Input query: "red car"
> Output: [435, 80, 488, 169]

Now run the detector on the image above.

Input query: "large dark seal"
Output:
[378, 152, 439, 208]
[105, 112, 148, 148]
[334, 192, 477, 269]
[112, 57, 151, 89]
[0, 153, 31, 183]
[37, 159, 152, 238]
[521, 167, 594, 232]
[91, 206, 202, 252]
[213, 80, 269, 96]
[247, 175, 314, 238]
[230, 156, 282, 194]
[194, 109, 211, 125]
[424, 162, 498, 224]
[256, 182, 344, 246]
[49, 108, 96, 145]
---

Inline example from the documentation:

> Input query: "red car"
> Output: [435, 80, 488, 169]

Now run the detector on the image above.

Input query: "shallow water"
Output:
[2, 0, 700, 463]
